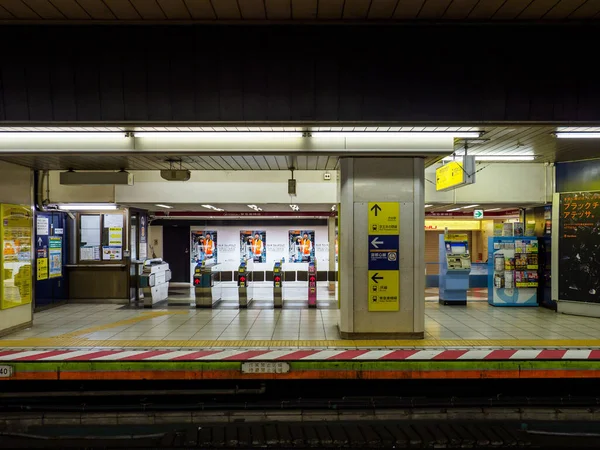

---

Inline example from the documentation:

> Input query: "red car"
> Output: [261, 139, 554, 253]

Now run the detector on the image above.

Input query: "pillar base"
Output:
[338, 326, 424, 340]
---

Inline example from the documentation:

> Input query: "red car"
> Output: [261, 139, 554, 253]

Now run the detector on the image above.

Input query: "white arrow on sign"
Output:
[371, 237, 384, 249]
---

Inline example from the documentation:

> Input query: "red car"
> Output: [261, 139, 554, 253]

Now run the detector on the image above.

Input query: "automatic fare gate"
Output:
[194, 261, 222, 308]
[308, 261, 317, 308]
[238, 261, 250, 308]
[273, 260, 283, 308]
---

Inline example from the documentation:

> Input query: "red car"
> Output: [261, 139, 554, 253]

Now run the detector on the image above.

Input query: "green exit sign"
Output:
[473, 209, 484, 219]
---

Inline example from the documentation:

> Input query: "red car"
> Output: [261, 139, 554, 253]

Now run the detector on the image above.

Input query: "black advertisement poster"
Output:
[558, 192, 600, 303]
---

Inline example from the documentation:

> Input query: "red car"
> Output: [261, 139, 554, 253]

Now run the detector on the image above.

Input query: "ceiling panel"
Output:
[467, 0, 505, 19]
[130, 0, 166, 19]
[518, 0, 564, 19]
[368, 0, 398, 18]
[492, 0, 531, 20]
[103, 0, 140, 19]
[393, 0, 424, 18]
[238, 0, 265, 19]
[156, 0, 191, 19]
[265, 0, 290, 19]
[443, 0, 478, 18]
[292, 0, 317, 19]
[544, 0, 586, 19]
[343, 0, 372, 19]
[418, 0, 452, 18]
[569, 0, 600, 18]
[317, 0, 344, 18]
[210, 0, 240, 19]
[75, 0, 115, 19]
[1, 0, 41, 18]
[183, 0, 215, 18]
[44, 0, 88, 19]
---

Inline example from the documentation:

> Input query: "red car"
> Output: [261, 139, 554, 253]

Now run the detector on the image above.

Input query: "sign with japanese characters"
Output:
[367, 202, 400, 311]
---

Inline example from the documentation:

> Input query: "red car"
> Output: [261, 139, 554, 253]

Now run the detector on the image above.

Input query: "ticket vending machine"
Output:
[238, 261, 249, 308]
[439, 233, 471, 305]
[273, 260, 283, 308]
[308, 261, 317, 308]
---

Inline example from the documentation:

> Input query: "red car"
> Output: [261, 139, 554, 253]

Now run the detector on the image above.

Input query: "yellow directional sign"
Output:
[436, 160, 464, 191]
[368, 270, 399, 312]
[37, 258, 48, 281]
[368, 202, 399, 235]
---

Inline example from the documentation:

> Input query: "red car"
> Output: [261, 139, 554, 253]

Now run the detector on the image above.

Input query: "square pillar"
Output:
[338, 157, 425, 339]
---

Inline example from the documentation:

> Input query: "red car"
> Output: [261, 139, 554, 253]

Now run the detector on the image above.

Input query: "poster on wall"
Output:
[558, 192, 600, 303]
[240, 230, 267, 263]
[288, 230, 315, 263]
[139, 215, 148, 259]
[49, 237, 62, 278]
[1, 204, 32, 309]
[191, 230, 218, 264]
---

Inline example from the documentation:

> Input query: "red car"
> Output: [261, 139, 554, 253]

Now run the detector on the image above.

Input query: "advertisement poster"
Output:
[1, 204, 32, 309]
[139, 215, 147, 259]
[37, 258, 48, 280]
[49, 237, 62, 278]
[289, 230, 315, 262]
[558, 192, 600, 303]
[108, 227, 123, 246]
[102, 246, 122, 260]
[36, 216, 49, 236]
[191, 230, 217, 263]
[240, 230, 267, 263]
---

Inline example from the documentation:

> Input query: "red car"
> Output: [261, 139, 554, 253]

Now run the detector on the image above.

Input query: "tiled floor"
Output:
[4, 294, 600, 344]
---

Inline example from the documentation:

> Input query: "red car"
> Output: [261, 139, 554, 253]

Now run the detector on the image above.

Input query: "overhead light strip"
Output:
[442, 155, 534, 162]
[58, 204, 118, 211]
[555, 132, 600, 139]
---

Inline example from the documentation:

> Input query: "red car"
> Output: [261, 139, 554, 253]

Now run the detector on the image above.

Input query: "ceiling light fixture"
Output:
[461, 204, 479, 209]
[447, 207, 462, 212]
[554, 132, 600, 139]
[424, 204, 433, 208]
[134, 132, 303, 139]
[155, 204, 173, 209]
[58, 204, 118, 211]
[247, 204, 263, 212]
[0, 132, 127, 139]
[484, 208, 502, 211]
[201, 204, 224, 211]
[331, 205, 336, 211]
[442, 155, 534, 162]
[310, 132, 481, 139]
[290, 204, 300, 211]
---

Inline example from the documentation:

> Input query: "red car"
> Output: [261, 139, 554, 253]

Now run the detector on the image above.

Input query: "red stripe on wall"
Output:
[433, 350, 469, 360]
[14, 350, 72, 361]
[120, 351, 171, 361]
[485, 350, 518, 360]
[172, 351, 222, 361]
[380, 350, 419, 360]
[223, 351, 270, 361]
[275, 350, 320, 360]
[327, 350, 370, 360]
[66, 350, 124, 361]
[536, 350, 567, 360]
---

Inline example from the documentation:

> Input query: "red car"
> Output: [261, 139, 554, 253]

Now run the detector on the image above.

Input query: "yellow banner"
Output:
[37, 258, 48, 281]
[436, 161, 464, 191]
[444, 233, 469, 242]
[368, 270, 399, 312]
[425, 220, 480, 231]
[368, 202, 399, 235]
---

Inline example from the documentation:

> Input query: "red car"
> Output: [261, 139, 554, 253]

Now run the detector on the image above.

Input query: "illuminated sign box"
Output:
[435, 156, 476, 191]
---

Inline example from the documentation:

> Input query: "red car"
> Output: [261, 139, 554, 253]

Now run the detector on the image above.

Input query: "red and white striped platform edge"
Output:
[1, 348, 600, 361]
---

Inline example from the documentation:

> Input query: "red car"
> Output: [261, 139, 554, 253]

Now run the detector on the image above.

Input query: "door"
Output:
[163, 225, 191, 283]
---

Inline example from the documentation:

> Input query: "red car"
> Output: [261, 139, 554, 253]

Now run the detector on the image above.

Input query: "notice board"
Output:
[558, 192, 600, 303]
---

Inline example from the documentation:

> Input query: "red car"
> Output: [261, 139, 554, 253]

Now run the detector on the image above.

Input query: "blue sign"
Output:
[368, 235, 399, 271]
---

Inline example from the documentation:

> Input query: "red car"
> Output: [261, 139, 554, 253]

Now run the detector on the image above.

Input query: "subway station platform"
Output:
[1, 290, 600, 381]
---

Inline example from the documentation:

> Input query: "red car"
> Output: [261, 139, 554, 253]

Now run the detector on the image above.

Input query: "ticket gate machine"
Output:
[194, 261, 221, 308]
[308, 261, 317, 308]
[273, 260, 283, 308]
[238, 261, 250, 308]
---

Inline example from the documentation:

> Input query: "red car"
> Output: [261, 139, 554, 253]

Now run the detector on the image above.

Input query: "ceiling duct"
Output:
[60, 171, 133, 185]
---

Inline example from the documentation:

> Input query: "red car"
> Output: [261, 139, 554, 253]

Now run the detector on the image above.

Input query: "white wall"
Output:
[148, 225, 163, 259]
[116, 170, 338, 204]
[189, 224, 329, 279]
[0, 161, 33, 335]
[425, 163, 552, 204]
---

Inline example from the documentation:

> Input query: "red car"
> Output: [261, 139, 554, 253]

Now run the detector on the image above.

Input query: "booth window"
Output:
[78, 213, 124, 262]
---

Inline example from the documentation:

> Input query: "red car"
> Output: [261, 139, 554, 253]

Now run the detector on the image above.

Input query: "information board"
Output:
[558, 192, 600, 303]
[367, 202, 399, 312]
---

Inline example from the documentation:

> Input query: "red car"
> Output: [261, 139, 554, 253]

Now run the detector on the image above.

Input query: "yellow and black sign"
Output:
[37, 258, 48, 281]
[368, 202, 399, 235]
[368, 270, 399, 312]
[436, 160, 464, 191]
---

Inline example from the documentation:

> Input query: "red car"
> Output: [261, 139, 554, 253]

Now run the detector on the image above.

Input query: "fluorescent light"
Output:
[201, 204, 224, 211]
[555, 132, 600, 139]
[461, 204, 479, 209]
[58, 204, 118, 211]
[442, 155, 534, 162]
[331, 205, 336, 211]
[247, 204, 263, 212]
[424, 204, 433, 208]
[484, 208, 501, 211]
[135, 132, 303, 139]
[155, 204, 173, 209]
[311, 132, 481, 139]
[0, 132, 127, 139]
[447, 207, 462, 212]
[290, 204, 300, 211]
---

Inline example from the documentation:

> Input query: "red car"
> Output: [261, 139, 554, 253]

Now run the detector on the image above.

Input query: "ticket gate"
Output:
[308, 262, 317, 308]
[194, 261, 221, 308]
[238, 261, 250, 308]
[273, 260, 283, 308]
[140, 259, 171, 308]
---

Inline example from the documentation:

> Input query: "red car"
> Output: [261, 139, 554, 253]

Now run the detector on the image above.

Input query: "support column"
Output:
[328, 216, 336, 292]
[338, 157, 425, 339]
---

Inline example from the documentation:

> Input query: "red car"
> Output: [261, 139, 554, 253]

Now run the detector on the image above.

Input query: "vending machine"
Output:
[487, 236, 538, 306]
[438, 233, 471, 305]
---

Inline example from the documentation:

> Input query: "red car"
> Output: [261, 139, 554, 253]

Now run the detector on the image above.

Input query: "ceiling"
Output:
[0, 0, 598, 22]
[0, 125, 600, 170]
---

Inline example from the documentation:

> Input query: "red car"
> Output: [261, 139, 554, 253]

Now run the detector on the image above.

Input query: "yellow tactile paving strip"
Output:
[4, 311, 600, 349]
